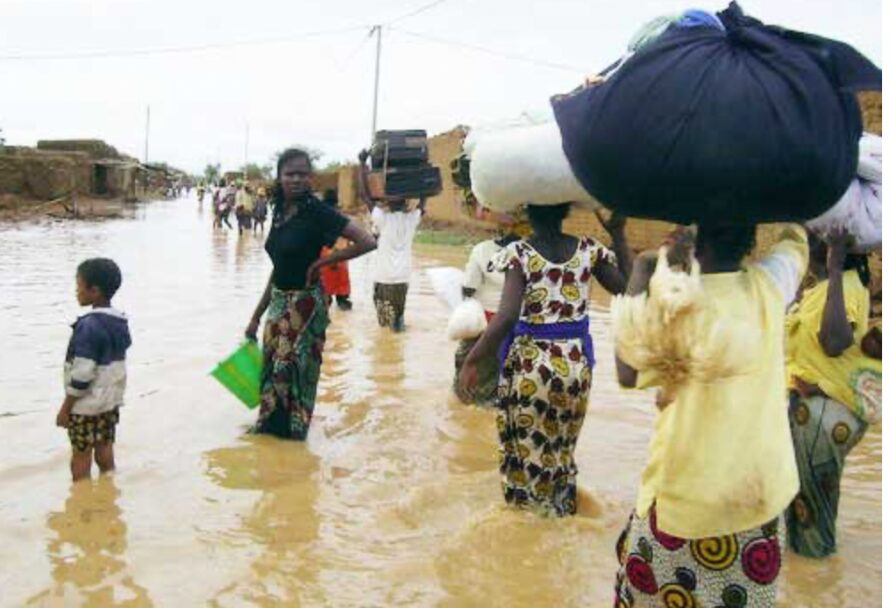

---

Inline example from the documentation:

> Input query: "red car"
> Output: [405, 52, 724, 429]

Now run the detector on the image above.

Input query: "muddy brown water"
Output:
[0, 199, 880, 606]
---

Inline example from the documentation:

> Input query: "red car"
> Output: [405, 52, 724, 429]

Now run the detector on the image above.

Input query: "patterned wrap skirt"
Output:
[252, 286, 330, 440]
[785, 391, 868, 558]
[614, 507, 784, 607]
[373, 282, 409, 329]
[497, 334, 592, 517]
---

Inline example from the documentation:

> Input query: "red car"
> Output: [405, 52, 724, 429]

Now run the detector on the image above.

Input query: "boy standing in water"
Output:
[56, 258, 132, 481]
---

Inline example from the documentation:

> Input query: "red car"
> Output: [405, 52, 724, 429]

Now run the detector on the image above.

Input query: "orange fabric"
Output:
[319, 246, 351, 297]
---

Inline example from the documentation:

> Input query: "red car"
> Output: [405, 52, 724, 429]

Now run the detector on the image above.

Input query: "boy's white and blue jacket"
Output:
[63, 308, 132, 415]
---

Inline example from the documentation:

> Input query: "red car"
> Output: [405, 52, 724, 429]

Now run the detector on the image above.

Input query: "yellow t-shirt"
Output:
[631, 226, 808, 539]
[786, 270, 882, 423]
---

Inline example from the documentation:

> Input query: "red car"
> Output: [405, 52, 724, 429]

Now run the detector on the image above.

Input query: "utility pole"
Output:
[370, 25, 383, 142]
[243, 122, 250, 180]
[144, 105, 151, 164]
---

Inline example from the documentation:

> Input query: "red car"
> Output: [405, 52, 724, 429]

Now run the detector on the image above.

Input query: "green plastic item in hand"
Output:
[211, 341, 263, 409]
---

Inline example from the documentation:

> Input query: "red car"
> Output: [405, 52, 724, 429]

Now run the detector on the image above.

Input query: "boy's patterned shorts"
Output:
[68, 408, 119, 452]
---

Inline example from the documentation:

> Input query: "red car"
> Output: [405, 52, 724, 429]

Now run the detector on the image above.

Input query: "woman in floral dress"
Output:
[458, 203, 629, 516]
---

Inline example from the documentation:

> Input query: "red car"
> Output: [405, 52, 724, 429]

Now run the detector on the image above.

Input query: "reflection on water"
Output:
[28, 477, 152, 607]
[204, 438, 323, 606]
[0, 198, 881, 607]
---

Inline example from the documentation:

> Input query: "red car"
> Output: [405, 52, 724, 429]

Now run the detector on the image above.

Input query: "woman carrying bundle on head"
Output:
[244, 148, 377, 440]
[784, 228, 881, 559]
[458, 202, 630, 517]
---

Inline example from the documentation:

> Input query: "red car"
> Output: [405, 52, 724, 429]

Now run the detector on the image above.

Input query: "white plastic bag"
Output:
[447, 299, 488, 341]
[467, 106, 599, 213]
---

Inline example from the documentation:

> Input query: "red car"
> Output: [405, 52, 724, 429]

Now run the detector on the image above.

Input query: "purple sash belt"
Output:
[499, 317, 595, 371]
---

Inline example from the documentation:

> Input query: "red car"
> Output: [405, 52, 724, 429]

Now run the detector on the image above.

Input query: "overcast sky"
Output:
[0, 0, 882, 174]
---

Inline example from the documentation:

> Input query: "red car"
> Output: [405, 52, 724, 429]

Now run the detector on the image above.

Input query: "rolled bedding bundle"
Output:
[466, 107, 599, 213]
[806, 134, 882, 253]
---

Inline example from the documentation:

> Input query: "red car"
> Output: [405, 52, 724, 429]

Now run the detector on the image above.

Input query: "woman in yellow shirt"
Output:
[784, 229, 881, 558]
[613, 224, 807, 608]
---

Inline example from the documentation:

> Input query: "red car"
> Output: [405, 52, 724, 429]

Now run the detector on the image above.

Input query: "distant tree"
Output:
[320, 160, 348, 173]
[239, 163, 273, 181]
[203, 163, 221, 184]
[0, 128, 5, 146]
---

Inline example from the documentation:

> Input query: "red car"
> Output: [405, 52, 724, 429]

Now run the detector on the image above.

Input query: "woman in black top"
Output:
[245, 148, 376, 439]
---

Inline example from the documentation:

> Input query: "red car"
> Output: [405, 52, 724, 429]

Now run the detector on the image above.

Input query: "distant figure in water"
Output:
[318, 189, 354, 311]
[253, 187, 269, 233]
[245, 148, 376, 440]
[235, 183, 255, 235]
[458, 202, 629, 517]
[57, 258, 132, 481]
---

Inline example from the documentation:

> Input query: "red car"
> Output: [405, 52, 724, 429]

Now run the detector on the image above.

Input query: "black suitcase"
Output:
[383, 165, 442, 198]
[371, 130, 429, 169]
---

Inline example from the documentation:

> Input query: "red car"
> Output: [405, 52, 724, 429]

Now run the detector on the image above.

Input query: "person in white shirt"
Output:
[357, 150, 426, 332]
[453, 230, 522, 406]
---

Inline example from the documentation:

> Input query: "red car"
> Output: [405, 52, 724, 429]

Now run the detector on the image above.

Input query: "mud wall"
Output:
[36, 139, 121, 160]
[0, 148, 92, 199]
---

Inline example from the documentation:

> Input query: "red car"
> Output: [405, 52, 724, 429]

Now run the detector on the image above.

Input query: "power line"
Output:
[0, 25, 368, 62]
[336, 28, 375, 70]
[0, 0, 452, 63]
[389, 27, 587, 73]
[386, 0, 451, 25]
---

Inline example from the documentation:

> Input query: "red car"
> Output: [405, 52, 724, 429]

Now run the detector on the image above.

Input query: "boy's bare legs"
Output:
[71, 449, 93, 481]
[94, 442, 115, 474]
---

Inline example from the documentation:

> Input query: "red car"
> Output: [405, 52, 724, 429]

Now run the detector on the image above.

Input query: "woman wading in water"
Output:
[458, 202, 629, 516]
[245, 148, 376, 440]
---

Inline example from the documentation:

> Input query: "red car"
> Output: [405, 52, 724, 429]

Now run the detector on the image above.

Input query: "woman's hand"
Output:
[306, 260, 325, 287]
[457, 362, 479, 403]
[595, 209, 627, 241]
[245, 316, 260, 341]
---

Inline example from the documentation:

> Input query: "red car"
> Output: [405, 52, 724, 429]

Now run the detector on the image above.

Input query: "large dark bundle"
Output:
[551, 2, 881, 224]
[371, 130, 429, 169]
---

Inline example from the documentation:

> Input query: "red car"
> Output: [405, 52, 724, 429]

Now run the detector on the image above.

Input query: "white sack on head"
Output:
[447, 299, 488, 341]
[467, 106, 598, 213]
[806, 134, 882, 253]
[426, 267, 465, 311]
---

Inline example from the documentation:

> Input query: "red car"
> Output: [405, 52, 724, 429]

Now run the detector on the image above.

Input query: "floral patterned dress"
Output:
[490, 237, 615, 516]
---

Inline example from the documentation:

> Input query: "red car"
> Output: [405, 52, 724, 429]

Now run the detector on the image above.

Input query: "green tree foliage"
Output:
[203, 163, 221, 184]
[238, 163, 273, 181]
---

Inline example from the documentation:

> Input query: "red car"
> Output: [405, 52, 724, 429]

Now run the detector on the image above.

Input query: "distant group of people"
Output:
[207, 180, 268, 234]
[56, 145, 880, 607]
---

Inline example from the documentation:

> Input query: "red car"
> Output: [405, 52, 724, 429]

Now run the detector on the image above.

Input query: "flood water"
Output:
[0, 198, 881, 607]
